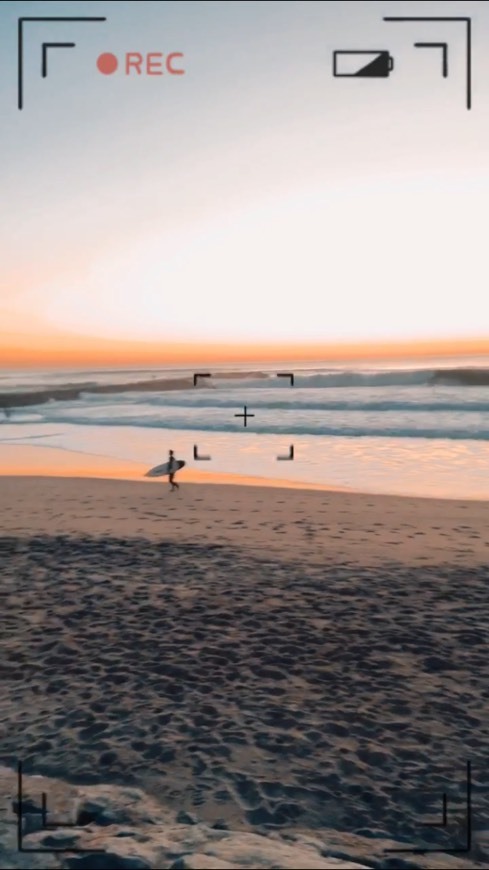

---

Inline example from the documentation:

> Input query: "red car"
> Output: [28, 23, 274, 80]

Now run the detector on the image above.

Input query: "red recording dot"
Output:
[97, 52, 118, 75]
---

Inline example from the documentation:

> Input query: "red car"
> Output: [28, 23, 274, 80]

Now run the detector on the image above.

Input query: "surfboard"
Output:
[145, 459, 186, 478]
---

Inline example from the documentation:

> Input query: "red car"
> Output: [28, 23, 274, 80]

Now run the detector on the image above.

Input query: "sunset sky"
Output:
[1, 0, 489, 365]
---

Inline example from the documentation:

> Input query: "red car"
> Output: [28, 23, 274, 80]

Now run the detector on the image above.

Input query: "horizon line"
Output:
[0, 336, 488, 367]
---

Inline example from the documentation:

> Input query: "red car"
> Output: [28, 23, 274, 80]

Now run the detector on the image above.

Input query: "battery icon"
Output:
[333, 50, 394, 78]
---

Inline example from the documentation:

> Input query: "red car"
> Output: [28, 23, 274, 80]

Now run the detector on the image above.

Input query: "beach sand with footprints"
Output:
[1, 469, 488, 868]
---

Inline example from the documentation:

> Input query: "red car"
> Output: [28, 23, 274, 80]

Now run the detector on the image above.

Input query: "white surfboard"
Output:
[145, 459, 186, 478]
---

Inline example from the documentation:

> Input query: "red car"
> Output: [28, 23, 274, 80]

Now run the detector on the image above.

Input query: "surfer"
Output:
[168, 449, 180, 492]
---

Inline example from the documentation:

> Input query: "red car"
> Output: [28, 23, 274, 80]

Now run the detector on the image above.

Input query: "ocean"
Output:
[1, 359, 488, 498]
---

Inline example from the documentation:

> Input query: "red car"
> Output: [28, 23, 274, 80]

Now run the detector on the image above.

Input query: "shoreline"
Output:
[0, 442, 350, 493]
[0, 442, 488, 502]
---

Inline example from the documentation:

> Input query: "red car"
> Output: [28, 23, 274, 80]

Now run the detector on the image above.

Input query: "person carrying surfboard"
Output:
[168, 449, 180, 492]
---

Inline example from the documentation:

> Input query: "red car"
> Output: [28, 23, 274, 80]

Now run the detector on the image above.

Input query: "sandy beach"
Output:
[1, 457, 488, 868]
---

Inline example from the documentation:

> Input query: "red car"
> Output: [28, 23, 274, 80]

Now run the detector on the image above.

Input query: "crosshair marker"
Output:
[234, 406, 255, 427]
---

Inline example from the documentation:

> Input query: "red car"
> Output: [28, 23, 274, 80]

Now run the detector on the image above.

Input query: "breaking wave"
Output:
[1, 366, 489, 410]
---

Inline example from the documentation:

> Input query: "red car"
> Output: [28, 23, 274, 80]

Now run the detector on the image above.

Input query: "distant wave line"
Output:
[69, 397, 489, 413]
[5, 417, 489, 441]
[1, 366, 489, 410]
[0, 372, 268, 409]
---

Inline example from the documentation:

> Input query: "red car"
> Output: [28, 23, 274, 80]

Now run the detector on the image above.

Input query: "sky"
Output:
[1, 0, 489, 364]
